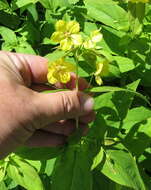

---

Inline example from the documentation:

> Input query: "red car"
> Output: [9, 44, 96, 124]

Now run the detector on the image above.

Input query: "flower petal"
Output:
[95, 75, 103, 85]
[95, 62, 103, 75]
[71, 34, 83, 46]
[47, 70, 58, 84]
[55, 20, 67, 32]
[60, 38, 73, 51]
[101, 59, 109, 77]
[83, 40, 96, 49]
[58, 71, 71, 83]
[51, 31, 65, 43]
[66, 21, 80, 34]
[64, 62, 76, 72]
[91, 30, 103, 43]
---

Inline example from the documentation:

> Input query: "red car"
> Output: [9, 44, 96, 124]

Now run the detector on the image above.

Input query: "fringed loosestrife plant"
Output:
[47, 20, 109, 131]
[48, 20, 109, 86]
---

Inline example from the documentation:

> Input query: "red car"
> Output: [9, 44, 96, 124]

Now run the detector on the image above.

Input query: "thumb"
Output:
[32, 90, 94, 129]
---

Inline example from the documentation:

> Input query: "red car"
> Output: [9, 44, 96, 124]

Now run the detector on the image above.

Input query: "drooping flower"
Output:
[47, 58, 75, 84]
[128, 0, 149, 3]
[51, 20, 83, 51]
[94, 59, 109, 85]
[83, 30, 103, 49]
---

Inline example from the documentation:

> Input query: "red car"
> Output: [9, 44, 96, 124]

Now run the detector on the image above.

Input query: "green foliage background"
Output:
[0, 0, 151, 189]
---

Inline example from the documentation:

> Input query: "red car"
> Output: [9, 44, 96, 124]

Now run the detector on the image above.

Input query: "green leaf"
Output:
[100, 144, 146, 189]
[0, 0, 9, 11]
[45, 50, 66, 62]
[43, 89, 69, 94]
[84, 0, 129, 31]
[88, 80, 141, 140]
[123, 114, 151, 156]
[0, 167, 6, 182]
[51, 146, 93, 190]
[128, 3, 145, 36]
[87, 85, 150, 106]
[44, 159, 56, 176]
[91, 147, 104, 171]
[123, 106, 151, 131]
[14, 0, 38, 8]
[39, 0, 69, 10]
[15, 146, 63, 160]
[0, 181, 7, 190]
[15, 40, 36, 54]
[0, 26, 17, 44]
[7, 157, 44, 190]
[114, 56, 135, 73]
[27, 4, 38, 22]
[68, 0, 79, 4]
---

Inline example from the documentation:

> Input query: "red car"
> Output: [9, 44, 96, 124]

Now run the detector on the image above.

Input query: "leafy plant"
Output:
[0, 0, 151, 189]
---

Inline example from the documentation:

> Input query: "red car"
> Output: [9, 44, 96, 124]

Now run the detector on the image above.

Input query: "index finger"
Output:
[1, 51, 48, 85]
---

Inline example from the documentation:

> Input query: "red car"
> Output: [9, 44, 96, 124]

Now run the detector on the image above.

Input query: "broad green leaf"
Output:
[114, 56, 135, 73]
[0, 166, 6, 182]
[44, 159, 56, 176]
[39, 0, 69, 10]
[26, 160, 42, 172]
[43, 89, 69, 93]
[15, 146, 63, 160]
[7, 157, 44, 190]
[91, 147, 104, 171]
[128, 3, 145, 36]
[84, 0, 129, 31]
[0, 26, 17, 44]
[0, 0, 9, 11]
[4, 178, 18, 189]
[101, 25, 126, 55]
[88, 80, 141, 139]
[0, 181, 7, 190]
[100, 144, 146, 189]
[45, 50, 66, 62]
[51, 146, 93, 190]
[121, 106, 151, 156]
[27, 4, 38, 21]
[14, 0, 38, 8]
[68, 0, 79, 4]
[15, 40, 36, 54]
[123, 116, 151, 157]
[88, 85, 150, 106]
[123, 106, 151, 130]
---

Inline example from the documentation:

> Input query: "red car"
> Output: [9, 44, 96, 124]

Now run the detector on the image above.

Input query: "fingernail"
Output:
[79, 94, 94, 112]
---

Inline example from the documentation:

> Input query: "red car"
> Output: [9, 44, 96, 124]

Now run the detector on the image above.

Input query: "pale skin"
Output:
[0, 51, 95, 159]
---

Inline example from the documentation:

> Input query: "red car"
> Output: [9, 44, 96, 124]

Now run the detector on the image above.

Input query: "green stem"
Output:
[74, 51, 79, 129]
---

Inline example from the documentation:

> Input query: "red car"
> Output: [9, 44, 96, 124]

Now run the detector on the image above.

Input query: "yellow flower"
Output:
[83, 30, 103, 49]
[128, 0, 149, 3]
[94, 59, 109, 85]
[51, 20, 83, 51]
[47, 58, 75, 84]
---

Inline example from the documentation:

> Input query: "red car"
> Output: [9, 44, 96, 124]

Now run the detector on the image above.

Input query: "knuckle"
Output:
[59, 91, 80, 118]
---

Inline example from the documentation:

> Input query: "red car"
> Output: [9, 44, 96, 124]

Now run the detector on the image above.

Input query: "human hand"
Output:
[0, 51, 94, 158]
